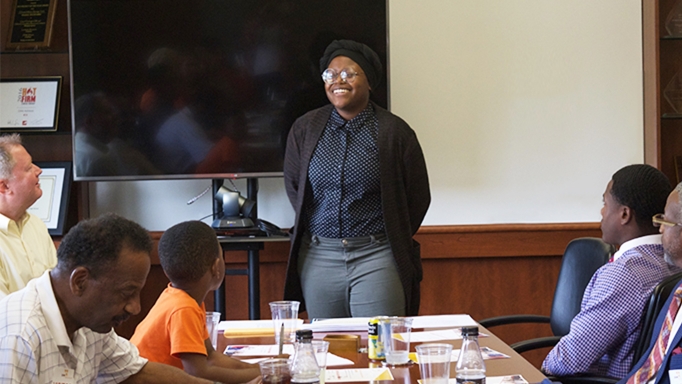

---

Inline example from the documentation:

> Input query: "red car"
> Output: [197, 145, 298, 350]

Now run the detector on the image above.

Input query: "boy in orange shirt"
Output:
[131, 220, 260, 384]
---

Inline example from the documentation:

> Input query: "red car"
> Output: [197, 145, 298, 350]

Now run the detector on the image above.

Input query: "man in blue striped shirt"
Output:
[542, 164, 682, 378]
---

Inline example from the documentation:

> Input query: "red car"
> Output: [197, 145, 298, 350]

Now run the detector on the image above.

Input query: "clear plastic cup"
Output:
[416, 343, 453, 384]
[312, 340, 330, 384]
[269, 301, 300, 344]
[259, 358, 291, 384]
[384, 317, 413, 365]
[205, 311, 220, 350]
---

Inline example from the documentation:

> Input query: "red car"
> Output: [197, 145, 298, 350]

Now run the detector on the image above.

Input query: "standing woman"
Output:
[283, 40, 430, 318]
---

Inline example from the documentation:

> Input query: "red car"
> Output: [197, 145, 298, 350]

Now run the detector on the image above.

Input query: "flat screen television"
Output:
[68, 0, 388, 181]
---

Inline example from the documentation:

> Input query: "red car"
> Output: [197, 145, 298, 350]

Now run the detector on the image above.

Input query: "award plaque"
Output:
[6, 0, 58, 50]
[0, 77, 62, 131]
[664, 70, 682, 114]
[667, 0, 682, 36]
[28, 162, 71, 235]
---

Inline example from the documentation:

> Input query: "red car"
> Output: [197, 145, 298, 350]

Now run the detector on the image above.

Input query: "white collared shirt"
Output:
[0, 271, 147, 383]
[612, 234, 662, 263]
[0, 211, 57, 299]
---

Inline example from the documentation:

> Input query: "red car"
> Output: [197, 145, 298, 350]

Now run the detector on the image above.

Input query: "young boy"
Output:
[131, 220, 261, 384]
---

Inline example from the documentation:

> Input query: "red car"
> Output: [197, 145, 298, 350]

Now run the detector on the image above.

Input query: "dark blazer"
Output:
[282, 102, 431, 315]
[620, 280, 682, 384]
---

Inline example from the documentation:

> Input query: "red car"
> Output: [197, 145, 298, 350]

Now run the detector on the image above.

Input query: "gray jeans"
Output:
[297, 232, 405, 319]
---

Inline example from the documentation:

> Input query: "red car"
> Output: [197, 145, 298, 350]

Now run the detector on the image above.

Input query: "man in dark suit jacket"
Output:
[620, 182, 682, 383]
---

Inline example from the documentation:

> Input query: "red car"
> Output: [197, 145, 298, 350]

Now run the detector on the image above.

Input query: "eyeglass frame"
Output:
[652, 213, 682, 228]
[321, 68, 362, 85]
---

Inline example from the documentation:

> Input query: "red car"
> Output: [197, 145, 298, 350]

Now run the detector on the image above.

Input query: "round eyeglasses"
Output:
[321, 69, 361, 85]
[652, 213, 682, 228]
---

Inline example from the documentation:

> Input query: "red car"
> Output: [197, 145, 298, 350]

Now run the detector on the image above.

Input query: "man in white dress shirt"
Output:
[0, 133, 57, 299]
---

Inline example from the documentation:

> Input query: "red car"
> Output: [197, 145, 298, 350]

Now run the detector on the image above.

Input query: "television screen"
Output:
[68, 0, 388, 181]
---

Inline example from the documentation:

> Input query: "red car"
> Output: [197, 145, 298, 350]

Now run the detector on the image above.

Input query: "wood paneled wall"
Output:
[113, 223, 601, 368]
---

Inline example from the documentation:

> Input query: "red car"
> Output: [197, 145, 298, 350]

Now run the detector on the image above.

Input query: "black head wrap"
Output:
[319, 39, 382, 90]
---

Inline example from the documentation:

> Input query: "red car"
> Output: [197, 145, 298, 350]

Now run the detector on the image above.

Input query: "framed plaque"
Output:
[6, 0, 58, 50]
[668, 0, 682, 37]
[27, 162, 71, 236]
[0, 77, 62, 132]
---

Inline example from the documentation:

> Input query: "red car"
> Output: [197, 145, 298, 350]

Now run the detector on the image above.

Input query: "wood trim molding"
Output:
[415, 222, 601, 258]
[642, 0, 661, 167]
[144, 222, 600, 265]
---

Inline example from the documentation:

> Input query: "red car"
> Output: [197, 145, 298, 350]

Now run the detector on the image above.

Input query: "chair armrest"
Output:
[478, 314, 550, 328]
[546, 375, 618, 384]
[510, 335, 561, 353]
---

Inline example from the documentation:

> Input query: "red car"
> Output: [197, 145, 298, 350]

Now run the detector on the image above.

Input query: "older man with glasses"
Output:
[619, 183, 682, 383]
[543, 164, 682, 379]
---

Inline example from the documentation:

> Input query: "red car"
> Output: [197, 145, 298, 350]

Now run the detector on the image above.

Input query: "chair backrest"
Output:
[550, 237, 614, 336]
[631, 271, 682, 365]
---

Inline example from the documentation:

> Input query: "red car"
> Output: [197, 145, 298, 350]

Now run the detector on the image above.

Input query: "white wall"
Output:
[91, 0, 644, 231]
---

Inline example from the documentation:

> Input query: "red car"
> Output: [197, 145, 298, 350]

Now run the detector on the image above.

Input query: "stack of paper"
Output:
[301, 314, 478, 333]
[418, 376, 528, 384]
[218, 319, 304, 336]
[302, 318, 370, 332]
[325, 368, 393, 382]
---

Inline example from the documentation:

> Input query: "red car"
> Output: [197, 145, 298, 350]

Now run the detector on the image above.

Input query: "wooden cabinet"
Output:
[644, 0, 682, 183]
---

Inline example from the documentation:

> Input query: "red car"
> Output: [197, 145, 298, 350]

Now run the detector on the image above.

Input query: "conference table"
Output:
[218, 320, 547, 384]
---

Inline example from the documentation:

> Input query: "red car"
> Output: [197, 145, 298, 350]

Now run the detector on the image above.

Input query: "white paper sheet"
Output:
[410, 347, 509, 363]
[238, 352, 354, 367]
[325, 368, 394, 382]
[302, 314, 477, 333]
[452, 347, 510, 361]
[302, 317, 371, 332]
[480, 375, 528, 384]
[406, 328, 489, 342]
[418, 376, 528, 384]
[409, 315, 477, 329]
[224, 344, 296, 356]
[217, 319, 304, 332]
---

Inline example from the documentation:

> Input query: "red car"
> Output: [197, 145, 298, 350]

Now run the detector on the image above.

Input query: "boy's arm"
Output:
[122, 361, 213, 384]
[179, 352, 261, 384]
[178, 340, 260, 384]
[205, 339, 261, 370]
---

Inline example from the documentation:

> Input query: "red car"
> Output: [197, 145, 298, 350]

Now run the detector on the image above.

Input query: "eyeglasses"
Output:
[652, 213, 682, 228]
[321, 69, 362, 85]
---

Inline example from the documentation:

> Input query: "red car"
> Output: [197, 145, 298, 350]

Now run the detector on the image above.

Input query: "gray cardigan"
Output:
[283, 102, 430, 315]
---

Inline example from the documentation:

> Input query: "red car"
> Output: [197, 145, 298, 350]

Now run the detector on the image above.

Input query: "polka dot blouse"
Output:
[304, 104, 386, 238]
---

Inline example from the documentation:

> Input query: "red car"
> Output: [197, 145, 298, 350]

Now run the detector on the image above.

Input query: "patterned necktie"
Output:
[627, 286, 682, 384]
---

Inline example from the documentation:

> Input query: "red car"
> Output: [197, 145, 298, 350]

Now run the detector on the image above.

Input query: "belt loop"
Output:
[370, 234, 376, 244]
[311, 234, 319, 245]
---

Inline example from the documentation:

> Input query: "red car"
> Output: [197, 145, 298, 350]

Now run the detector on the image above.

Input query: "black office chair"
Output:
[632, 271, 682, 364]
[480, 237, 613, 345]
[479, 237, 614, 384]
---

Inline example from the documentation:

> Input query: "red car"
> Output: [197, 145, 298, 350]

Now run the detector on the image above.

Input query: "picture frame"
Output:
[27, 162, 71, 236]
[6, 0, 59, 50]
[0, 76, 62, 132]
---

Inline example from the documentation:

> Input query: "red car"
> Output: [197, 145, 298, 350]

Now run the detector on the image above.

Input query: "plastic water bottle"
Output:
[290, 329, 320, 383]
[455, 326, 486, 384]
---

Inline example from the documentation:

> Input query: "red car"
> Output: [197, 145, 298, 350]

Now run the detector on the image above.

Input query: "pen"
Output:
[278, 323, 285, 355]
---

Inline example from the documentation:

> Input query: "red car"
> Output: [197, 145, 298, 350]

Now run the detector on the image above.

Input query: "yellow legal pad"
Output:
[221, 319, 305, 337]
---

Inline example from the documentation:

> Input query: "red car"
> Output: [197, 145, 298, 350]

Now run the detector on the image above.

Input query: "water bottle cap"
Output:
[295, 329, 313, 341]
[461, 326, 479, 337]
